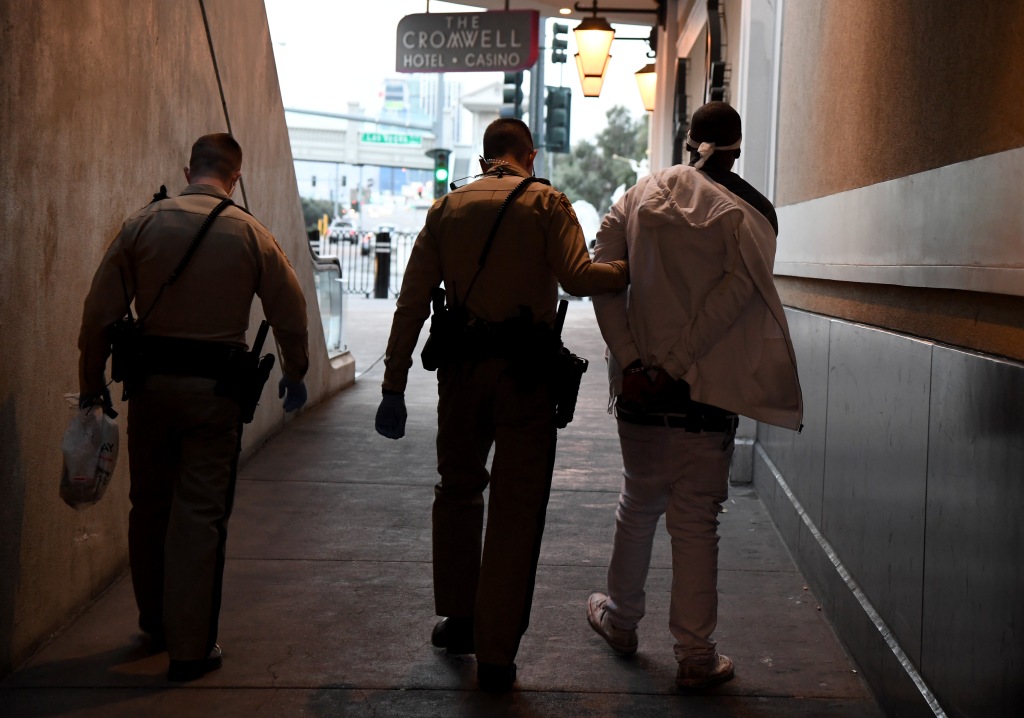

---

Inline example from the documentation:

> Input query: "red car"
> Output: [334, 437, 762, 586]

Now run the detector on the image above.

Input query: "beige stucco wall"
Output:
[769, 0, 1024, 348]
[775, 0, 1024, 207]
[0, 0, 353, 674]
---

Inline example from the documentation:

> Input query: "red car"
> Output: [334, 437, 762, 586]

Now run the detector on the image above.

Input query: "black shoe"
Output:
[138, 619, 166, 651]
[140, 629, 167, 652]
[477, 662, 516, 692]
[431, 617, 475, 654]
[167, 644, 223, 682]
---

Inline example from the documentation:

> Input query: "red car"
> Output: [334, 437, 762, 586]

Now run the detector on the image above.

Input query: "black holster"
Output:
[213, 321, 275, 424]
[214, 351, 275, 424]
[552, 345, 588, 429]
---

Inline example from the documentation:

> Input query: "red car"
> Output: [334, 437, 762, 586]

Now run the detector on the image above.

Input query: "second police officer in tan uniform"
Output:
[77, 133, 309, 681]
[375, 118, 629, 691]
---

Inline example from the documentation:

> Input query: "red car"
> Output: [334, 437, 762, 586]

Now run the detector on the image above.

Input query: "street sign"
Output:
[396, 11, 539, 73]
[359, 132, 423, 146]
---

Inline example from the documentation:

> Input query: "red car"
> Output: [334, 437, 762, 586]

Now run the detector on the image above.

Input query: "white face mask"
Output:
[685, 131, 741, 169]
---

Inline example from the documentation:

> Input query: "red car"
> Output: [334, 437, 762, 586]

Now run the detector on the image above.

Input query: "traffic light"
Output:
[545, 86, 571, 154]
[551, 23, 568, 64]
[500, 71, 525, 119]
[432, 149, 450, 198]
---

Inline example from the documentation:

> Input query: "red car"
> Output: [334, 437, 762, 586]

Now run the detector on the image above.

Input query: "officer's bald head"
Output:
[482, 119, 535, 167]
[189, 133, 243, 182]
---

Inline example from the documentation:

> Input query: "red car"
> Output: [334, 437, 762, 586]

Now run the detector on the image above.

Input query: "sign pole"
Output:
[531, 14, 546, 179]
[434, 73, 446, 152]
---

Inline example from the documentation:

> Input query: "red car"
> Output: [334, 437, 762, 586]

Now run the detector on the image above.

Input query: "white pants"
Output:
[604, 420, 733, 662]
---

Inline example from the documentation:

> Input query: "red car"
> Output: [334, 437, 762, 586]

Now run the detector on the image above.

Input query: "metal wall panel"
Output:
[752, 453, 787, 548]
[757, 309, 834, 599]
[774, 147, 1024, 298]
[756, 312, 1023, 717]
[821, 321, 932, 666]
[922, 347, 1024, 716]
[758, 309, 831, 524]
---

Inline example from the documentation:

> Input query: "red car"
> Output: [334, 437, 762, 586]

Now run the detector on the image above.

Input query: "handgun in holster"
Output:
[551, 300, 589, 429]
[215, 320, 276, 424]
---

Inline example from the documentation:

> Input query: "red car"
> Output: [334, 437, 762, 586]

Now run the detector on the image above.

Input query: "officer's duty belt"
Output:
[616, 408, 739, 434]
[463, 321, 556, 358]
[138, 336, 241, 380]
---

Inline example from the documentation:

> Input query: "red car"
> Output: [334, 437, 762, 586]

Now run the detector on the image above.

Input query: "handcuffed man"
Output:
[587, 102, 803, 689]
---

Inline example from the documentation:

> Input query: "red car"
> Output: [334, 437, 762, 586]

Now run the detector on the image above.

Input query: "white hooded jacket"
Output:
[592, 165, 803, 431]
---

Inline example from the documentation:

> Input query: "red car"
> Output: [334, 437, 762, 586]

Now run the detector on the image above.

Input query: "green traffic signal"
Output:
[431, 149, 450, 197]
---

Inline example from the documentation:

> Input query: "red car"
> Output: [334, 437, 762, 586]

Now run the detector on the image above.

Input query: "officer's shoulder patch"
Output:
[558, 194, 581, 227]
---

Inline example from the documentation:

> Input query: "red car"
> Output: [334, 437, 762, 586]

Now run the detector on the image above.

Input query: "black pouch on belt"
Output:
[421, 287, 468, 371]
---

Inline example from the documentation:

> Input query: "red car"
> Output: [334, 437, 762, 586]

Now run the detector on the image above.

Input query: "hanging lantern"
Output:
[575, 52, 609, 97]
[573, 16, 615, 78]
[634, 63, 657, 111]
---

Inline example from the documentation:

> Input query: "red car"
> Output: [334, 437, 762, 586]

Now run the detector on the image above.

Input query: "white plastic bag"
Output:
[60, 396, 119, 510]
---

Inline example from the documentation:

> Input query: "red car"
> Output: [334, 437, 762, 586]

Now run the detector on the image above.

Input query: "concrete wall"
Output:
[0, 0, 353, 675]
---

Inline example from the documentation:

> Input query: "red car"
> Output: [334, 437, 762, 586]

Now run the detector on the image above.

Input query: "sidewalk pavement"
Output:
[1, 297, 883, 717]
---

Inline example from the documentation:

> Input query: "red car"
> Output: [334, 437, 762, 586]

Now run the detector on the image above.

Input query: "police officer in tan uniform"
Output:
[375, 118, 628, 691]
[77, 133, 309, 681]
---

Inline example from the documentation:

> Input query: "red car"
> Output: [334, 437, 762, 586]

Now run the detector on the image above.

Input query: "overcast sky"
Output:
[263, 0, 654, 144]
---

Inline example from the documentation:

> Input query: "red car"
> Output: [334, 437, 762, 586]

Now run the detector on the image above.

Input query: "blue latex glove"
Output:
[375, 392, 407, 439]
[278, 376, 307, 413]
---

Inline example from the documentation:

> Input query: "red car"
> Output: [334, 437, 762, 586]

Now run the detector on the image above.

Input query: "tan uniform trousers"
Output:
[433, 357, 557, 666]
[127, 375, 241, 661]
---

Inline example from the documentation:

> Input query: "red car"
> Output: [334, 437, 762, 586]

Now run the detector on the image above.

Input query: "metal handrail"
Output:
[306, 233, 347, 356]
[306, 231, 342, 273]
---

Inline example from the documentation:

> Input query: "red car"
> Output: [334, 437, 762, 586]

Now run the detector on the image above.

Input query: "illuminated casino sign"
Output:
[396, 10, 539, 73]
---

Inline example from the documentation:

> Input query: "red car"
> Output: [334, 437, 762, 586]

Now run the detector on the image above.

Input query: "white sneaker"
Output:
[675, 652, 735, 689]
[586, 592, 637, 655]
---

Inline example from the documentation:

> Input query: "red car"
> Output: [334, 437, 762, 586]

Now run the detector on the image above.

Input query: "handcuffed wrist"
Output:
[623, 360, 645, 376]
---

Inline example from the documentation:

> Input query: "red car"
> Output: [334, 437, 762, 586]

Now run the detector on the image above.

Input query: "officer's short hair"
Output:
[689, 102, 742, 147]
[483, 119, 534, 162]
[189, 133, 243, 181]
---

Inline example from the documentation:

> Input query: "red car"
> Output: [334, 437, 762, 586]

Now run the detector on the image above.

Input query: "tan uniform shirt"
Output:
[382, 165, 628, 394]
[78, 184, 309, 397]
